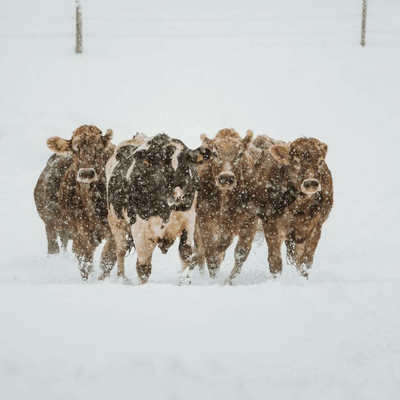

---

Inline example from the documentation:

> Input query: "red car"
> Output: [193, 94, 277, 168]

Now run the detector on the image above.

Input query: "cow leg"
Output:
[74, 236, 96, 280]
[179, 229, 197, 285]
[135, 241, 156, 285]
[98, 237, 117, 280]
[45, 223, 60, 255]
[216, 231, 235, 255]
[203, 231, 234, 280]
[108, 214, 129, 279]
[131, 224, 157, 285]
[59, 228, 69, 252]
[206, 251, 225, 279]
[194, 223, 206, 276]
[294, 223, 322, 277]
[196, 212, 223, 278]
[263, 218, 285, 277]
[225, 218, 258, 285]
[204, 232, 226, 278]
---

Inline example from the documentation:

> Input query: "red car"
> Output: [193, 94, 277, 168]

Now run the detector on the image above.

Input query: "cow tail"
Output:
[125, 229, 135, 257]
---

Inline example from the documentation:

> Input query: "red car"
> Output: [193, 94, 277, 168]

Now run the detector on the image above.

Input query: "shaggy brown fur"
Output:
[195, 128, 262, 284]
[34, 154, 73, 254]
[35, 125, 116, 279]
[254, 136, 334, 277]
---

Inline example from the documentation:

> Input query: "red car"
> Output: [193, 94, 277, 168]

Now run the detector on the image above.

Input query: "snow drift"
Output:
[1, 1, 400, 399]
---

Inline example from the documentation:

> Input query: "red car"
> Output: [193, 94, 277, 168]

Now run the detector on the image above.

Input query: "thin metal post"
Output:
[76, 1, 83, 54]
[361, 0, 367, 47]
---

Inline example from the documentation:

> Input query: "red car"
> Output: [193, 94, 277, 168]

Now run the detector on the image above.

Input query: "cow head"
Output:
[201, 128, 254, 191]
[269, 138, 328, 196]
[47, 125, 114, 185]
[127, 134, 211, 213]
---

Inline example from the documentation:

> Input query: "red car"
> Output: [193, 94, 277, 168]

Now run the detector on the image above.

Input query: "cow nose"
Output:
[77, 168, 97, 183]
[301, 178, 321, 193]
[218, 172, 236, 186]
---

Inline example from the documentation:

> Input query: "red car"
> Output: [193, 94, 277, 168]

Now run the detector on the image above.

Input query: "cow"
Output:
[35, 125, 117, 280]
[106, 133, 211, 284]
[34, 154, 73, 254]
[195, 128, 262, 285]
[254, 136, 334, 277]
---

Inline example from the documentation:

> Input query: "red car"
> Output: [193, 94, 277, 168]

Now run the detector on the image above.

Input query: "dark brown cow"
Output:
[34, 154, 73, 254]
[35, 125, 117, 279]
[195, 128, 261, 285]
[254, 136, 334, 277]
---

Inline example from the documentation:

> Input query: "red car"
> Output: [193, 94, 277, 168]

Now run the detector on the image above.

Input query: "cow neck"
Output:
[291, 191, 319, 214]
[74, 168, 107, 223]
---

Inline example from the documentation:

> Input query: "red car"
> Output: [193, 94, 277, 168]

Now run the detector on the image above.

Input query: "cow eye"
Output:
[319, 159, 324, 166]
[238, 151, 244, 158]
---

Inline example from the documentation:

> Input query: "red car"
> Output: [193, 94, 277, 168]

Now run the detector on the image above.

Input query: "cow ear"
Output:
[102, 129, 114, 147]
[188, 147, 212, 164]
[319, 142, 328, 159]
[242, 129, 254, 150]
[47, 137, 72, 155]
[270, 145, 290, 165]
[200, 134, 213, 148]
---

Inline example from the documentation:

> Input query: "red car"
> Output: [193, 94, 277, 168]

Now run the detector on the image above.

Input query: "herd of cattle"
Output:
[34, 125, 333, 285]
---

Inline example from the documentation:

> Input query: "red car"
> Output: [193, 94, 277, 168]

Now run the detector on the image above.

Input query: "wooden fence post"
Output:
[361, 0, 367, 47]
[76, 1, 83, 54]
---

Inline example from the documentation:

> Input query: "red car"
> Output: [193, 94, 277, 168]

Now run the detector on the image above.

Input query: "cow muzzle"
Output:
[217, 172, 236, 189]
[77, 168, 98, 184]
[301, 178, 321, 195]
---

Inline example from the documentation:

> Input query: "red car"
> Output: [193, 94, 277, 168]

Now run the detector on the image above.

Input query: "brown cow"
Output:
[195, 128, 262, 285]
[254, 136, 334, 277]
[36, 125, 117, 279]
[34, 154, 73, 254]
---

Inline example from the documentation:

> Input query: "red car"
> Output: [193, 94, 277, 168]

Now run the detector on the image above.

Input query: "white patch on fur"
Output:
[126, 140, 151, 179]
[126, 160, 136, 180]
[106, 134, 150, 185]
[129, 193, 197, 268]
[106, 154, 118, 186]
[169, 142, 183, 171]
[106, 134, 150, 205]
[174, 186, 183, 203]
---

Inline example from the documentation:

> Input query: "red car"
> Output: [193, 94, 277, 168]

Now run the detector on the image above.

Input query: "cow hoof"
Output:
[179, 275, 192, 286]
[98, 272, 109, 281]
[224, 279, 234, 286]
[117, 275, 130, 285]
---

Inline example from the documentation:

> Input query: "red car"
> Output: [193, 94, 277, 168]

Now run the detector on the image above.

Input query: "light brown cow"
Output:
[39, 125, 117, 279]
[195, 128, 262, 285]
[254, 136, 334, 277]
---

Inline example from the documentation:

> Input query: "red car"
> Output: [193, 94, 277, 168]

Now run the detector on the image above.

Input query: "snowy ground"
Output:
[1, 1, 400, 399]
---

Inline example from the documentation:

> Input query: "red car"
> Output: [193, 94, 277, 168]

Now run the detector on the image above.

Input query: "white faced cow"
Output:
[105, 133, 211, 284]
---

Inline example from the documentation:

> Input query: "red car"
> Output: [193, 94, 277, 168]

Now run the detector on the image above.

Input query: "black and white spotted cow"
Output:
[106, 133, 211, 284]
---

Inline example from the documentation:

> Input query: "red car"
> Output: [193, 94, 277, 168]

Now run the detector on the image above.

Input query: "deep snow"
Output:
[1, 0, 400, 399]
